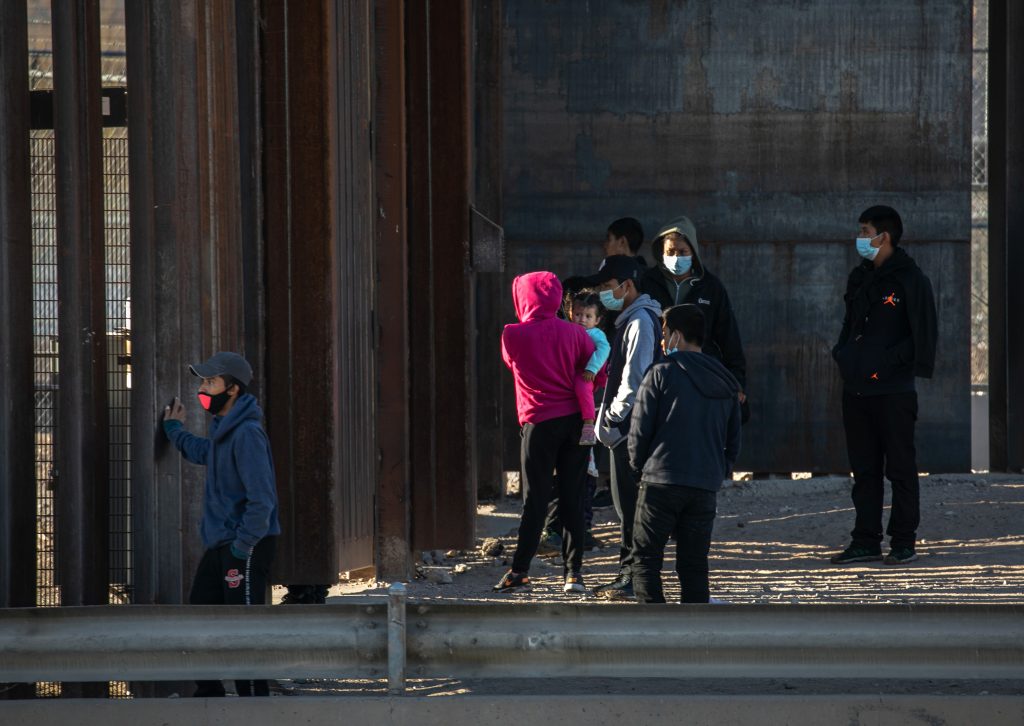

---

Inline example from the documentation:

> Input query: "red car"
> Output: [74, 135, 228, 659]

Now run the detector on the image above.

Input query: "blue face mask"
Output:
[663, 255, 693, 276]
[664, 347, 679, 356]
[599, 285, 625, 311]
[856, 234, 881, 260]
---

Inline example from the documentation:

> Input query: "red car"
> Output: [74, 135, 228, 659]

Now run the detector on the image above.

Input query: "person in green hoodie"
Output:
[639, 217, 748, 421]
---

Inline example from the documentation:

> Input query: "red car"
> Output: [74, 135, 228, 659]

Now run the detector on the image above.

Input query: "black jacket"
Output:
[628, 351, 742, 491]
[832, 247, 937, 396]
[639, 260, 747, 390]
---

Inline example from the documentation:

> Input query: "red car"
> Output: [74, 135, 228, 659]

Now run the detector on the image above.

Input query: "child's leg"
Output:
[573, 375, 596, 422]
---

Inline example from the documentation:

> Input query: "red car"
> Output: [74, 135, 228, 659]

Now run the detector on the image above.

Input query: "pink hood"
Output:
[502, 272, 595, 424]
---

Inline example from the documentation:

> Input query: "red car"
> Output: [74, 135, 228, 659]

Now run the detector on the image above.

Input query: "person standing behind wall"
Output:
[830, 206, 937, 566]
[581, 255, 662, 599]
[162, 352, 281, 698]
[640, 217, 748, 422]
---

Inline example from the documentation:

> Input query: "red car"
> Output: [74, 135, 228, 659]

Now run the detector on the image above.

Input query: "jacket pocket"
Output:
[835, 339, 896, 384]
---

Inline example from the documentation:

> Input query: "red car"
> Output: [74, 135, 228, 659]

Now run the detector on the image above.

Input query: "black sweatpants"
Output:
[511, 413, 588, 575]
[189, 536, 277, 697]
[842, 391, 920, 550]
[632, 482, 717, 604]
[609, 441, 639, 577]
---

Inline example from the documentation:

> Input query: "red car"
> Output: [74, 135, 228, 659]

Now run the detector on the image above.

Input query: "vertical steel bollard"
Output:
[387, 582, 407, 694]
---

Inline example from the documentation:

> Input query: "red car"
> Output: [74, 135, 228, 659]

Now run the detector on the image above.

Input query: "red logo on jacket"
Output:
[225, 568, 244, 588]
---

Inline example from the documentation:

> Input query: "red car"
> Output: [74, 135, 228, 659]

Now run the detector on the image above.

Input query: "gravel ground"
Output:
[284, 473, 1024, 606]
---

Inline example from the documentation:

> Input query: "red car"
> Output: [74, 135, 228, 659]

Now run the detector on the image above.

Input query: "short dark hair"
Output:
[221, 374, 248, 397]
[858, 205, 903, 246]
[663, 304, 705, 347]
[571, 291, 604, 317]
[607, 217, 644, 254]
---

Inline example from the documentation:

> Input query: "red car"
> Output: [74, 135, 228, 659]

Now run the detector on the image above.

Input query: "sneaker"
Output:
[591, 489, 613, 509]
[584, 529, 602, 550]
[492, 570, 530, 592]
[884, 547, 918, 565]
[829, 544, 883, 564]
[563, 572, 586, 593]
[579, 423, 597, 446]
[592, 574, 633, 599]
[537, 529, 562, 555]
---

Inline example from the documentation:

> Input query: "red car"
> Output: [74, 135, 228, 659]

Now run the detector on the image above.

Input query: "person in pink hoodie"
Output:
[494, 271, 596, 594]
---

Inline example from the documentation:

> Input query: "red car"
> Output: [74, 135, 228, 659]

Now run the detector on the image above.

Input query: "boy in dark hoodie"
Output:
[830, 206, 936, 566]
[629, 305, 741, 604]
[162, 351, 281, 697]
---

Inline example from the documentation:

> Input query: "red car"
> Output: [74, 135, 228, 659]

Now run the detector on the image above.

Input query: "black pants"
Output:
[543, 472, 596, 533]
[609, 441, 639, 577]
[512, 413, 588, 575]
[632, 483, 717, 604]
[189, 536, 277, 697]
[842, 391, 920, 550]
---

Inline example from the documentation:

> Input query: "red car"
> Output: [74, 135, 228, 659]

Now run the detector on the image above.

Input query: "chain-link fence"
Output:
[972, 0, 989, 386]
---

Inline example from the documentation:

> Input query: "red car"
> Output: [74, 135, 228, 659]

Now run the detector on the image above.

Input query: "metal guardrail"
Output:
[1, 586, 1022, 694]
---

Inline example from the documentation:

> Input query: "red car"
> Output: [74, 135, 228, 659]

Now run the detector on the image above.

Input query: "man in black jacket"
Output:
[629, 304, 741, 603]
[831, 206, 937, 566]
[640, 217, 747, 419]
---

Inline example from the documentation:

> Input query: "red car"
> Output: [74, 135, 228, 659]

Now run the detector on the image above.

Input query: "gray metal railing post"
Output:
[387, 582, 407, 694]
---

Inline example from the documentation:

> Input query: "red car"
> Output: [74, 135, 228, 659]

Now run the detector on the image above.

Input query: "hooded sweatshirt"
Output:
[165, 393, 281, 554]
[502, 271, 596, 424]
[629, 351, 742, 491]
[639, 217, 747, 388]
[598, 293, 663, 446]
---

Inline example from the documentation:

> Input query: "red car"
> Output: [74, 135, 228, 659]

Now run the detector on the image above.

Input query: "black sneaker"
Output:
[829, 544, 883, 564]
[884, 547, 918, 565]
[584, 529, 602, 550]
[492, 570, 530, 592]
[592, 489, 614, 509]
[592, 574, 633, 599]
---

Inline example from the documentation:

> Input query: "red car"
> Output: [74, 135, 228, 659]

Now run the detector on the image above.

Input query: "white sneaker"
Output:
[563, 573, 585, 593]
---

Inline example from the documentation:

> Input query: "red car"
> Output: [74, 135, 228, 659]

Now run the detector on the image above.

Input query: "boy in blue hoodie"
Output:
[162, 351, 281, 697]
[628, 305, 741, 604]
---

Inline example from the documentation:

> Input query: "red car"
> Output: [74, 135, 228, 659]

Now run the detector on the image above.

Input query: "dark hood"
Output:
[670, 351, 739, 399]
[212, 393, 263, 441]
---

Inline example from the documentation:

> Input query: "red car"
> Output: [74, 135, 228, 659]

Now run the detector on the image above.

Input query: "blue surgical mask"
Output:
[856, 234, 881, 260]
[664, 347, 679, 356]
[599, 283, 625, 311]
[663, 255, 693, 276]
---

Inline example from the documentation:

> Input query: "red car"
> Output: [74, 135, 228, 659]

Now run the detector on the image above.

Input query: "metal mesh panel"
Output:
[972, 0, 989, 386]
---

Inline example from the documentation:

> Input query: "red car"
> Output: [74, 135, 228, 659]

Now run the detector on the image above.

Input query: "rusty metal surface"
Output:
[0, 0, 37, 609]
[500, 0, 972, 472]
[988, 0, 1024, 472]
[374, 0, 411, 580]
[263, 0, 376, 581]
[52, 0, 110, 606]
[409, 0, 477, 550]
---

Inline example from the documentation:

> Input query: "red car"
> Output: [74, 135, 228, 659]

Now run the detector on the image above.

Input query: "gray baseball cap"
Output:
[189, 351, 253, 386]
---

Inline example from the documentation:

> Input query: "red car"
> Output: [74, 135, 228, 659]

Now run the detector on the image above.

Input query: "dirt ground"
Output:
[283, 473, 1024, 606]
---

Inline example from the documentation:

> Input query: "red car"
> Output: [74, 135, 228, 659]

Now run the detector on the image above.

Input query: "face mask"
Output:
[663, 334, 679, 357]
[198, 389, 232, 415]
[599, 283, 626, 311]
[663, 255, 693, 276]
[856, 234, 882, 260]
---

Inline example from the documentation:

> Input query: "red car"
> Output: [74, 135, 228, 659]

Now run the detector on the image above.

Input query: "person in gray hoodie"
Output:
[579, 255, 662, 598]
[629, 304, 742, 604]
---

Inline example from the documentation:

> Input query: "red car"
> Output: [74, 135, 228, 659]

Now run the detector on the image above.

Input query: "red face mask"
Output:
[198, 389, 231, 415]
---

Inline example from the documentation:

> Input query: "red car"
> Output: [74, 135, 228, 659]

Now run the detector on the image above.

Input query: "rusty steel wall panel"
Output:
[408, 0, 477, 551]
[52, 0, 110, 606]
[0, 0, 37, 609]
[374, 0, 411, 579]
[264, 0, 376, 581]
[501, 0, 972, 472]
[126, 0, 246, 606]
